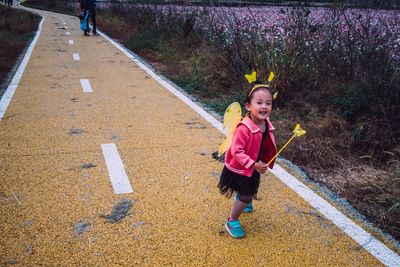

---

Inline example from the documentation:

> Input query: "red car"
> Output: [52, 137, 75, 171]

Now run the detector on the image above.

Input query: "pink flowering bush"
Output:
[201, 6, 400, 155]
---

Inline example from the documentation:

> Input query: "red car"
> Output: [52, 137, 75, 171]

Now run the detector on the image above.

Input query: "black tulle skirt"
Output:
[217, 166, 260, 198]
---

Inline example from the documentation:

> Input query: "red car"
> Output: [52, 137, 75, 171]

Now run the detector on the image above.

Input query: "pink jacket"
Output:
[225, 116, 277, 177]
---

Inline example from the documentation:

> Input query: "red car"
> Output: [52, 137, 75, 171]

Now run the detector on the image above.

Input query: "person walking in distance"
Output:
[81, 0, 97, 36]
[218, 80, 277, 238]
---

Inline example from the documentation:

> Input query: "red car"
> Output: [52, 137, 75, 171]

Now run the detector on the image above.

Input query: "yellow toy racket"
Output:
[267, 124, 306, 165]
[218, 102, 242, 156]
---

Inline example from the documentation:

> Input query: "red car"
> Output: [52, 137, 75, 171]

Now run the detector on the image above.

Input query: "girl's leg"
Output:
[229, 195, 252, 221]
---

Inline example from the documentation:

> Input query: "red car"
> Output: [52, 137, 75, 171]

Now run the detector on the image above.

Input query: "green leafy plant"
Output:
[332, 84, 369, 119]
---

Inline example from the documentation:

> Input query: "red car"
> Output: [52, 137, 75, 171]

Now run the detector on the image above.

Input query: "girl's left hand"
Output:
[254, 161, 269, 174]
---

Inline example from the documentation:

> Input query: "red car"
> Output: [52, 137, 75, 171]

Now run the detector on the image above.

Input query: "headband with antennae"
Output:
[248, 84, 270, 97]
[245, 71, 276, 98]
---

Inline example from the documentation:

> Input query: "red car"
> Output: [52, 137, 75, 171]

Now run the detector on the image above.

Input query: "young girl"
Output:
[218, 81, 277, 238]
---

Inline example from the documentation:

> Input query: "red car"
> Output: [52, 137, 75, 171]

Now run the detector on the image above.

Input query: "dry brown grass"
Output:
[97, 15, 134, 42]
[21, 0, 75, 15]
[329, 163, 399, 237]
[0, 6, 40, 87]
[273, 108, 400, 239]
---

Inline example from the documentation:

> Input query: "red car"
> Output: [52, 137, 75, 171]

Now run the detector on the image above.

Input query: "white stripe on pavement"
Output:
[80, 79, 92, 93]
[73, 53, 80, 61]
[66, 32, 70, 35]
[68, 40, 74, 45]
[101, 143, 133, 194]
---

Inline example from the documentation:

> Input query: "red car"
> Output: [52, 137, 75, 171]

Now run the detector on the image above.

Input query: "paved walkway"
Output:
[0, 7, 399, 266]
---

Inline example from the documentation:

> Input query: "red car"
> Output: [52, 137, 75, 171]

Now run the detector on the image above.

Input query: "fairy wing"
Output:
[218, 102, 242, 156]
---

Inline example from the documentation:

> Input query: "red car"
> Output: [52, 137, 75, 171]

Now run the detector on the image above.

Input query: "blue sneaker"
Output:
[243, 203, 254, 213]
[234, 194, 254, 213]
[225, 219, 245, 238]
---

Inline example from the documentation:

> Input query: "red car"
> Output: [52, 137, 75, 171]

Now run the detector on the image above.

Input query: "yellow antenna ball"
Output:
[245, 71, 257, 84]
[268, 71, 275, 82]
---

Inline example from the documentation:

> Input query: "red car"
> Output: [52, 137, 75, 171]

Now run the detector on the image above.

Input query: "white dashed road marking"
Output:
[101, 143, 133, 194]
[73, 53, 80, 61]
[80, 79, 92, 93]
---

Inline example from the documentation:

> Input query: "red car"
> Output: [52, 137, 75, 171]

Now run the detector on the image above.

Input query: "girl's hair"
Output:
[245, 80, 273, 103]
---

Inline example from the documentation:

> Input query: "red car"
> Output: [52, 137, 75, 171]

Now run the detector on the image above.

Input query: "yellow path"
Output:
[0, 8, 396, 266]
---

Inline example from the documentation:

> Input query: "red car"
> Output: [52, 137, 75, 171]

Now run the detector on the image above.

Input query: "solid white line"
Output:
[66, 32, 70, 35]
[100, 30, 400, 266]
[0, 17, 44, 121]
[101, 143, 133, 194]
[269, 165, 400, 267]
[0, 97, 12, 112]
[73, 53, 80, 61]
[80, 79, 92, 93]
[63, 22, 66, 25]
[68, 40, 74, 45]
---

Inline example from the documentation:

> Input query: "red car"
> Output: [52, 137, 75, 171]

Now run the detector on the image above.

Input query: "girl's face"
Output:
[245, 89, 272, 123]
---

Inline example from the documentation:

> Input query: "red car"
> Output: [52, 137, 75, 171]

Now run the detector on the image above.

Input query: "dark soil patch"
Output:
[68, 128, 85, 135]
[101, 199, 133, 223]
[74, 219, 91, 235]
[80, 163, 96, 169]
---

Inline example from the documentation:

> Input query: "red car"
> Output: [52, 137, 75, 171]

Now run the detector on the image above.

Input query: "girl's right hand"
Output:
[254, 161, 269, 174]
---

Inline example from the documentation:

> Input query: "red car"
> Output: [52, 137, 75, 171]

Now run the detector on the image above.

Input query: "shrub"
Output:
[126, 27, 162, 51]
[22, 0, 75, 15]
[332, 84, 369, 119]
[0, 6, 40, 85]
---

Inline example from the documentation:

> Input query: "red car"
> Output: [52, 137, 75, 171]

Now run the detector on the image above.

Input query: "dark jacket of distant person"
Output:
[83, 0, 96, 10]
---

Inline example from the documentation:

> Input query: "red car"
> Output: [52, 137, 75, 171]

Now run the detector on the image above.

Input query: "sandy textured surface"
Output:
[0, 8, 396, 266]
